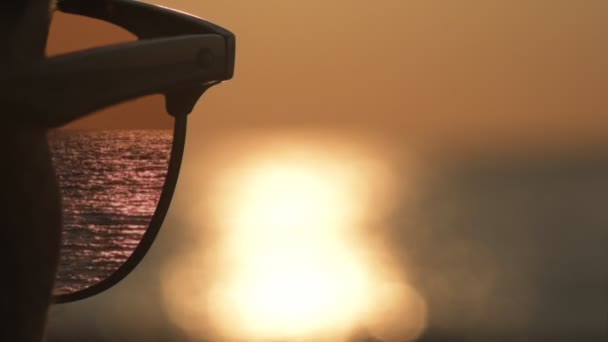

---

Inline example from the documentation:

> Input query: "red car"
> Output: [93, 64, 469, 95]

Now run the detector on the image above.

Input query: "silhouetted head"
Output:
[0, 1, 235, 340]
[0, 1, 62, 341]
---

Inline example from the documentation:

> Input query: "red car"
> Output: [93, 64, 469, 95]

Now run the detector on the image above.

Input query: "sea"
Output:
[48, 129, 173, 294]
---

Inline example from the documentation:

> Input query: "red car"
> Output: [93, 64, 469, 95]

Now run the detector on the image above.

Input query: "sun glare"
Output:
[162, 134, 427, 341]
[229, 162, 351, 233]
[208, 152, 376, 340]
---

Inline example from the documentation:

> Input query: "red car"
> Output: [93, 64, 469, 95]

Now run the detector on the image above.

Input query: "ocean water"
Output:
[48, 129, 173, 294]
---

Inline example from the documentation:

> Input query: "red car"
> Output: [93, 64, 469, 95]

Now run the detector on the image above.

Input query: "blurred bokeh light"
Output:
[161, 131, 427, 341]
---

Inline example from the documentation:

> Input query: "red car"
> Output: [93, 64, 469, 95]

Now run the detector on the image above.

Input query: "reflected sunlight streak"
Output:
[211, 153, 377, 340]
[162, 134, 427, 341]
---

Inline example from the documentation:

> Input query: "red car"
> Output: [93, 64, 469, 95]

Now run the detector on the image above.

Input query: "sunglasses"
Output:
[6, 0, 235, 303]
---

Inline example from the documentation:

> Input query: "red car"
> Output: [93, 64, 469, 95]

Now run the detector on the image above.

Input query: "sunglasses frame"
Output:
[4, 0, 235, 127]
[31, 0, 236, 303]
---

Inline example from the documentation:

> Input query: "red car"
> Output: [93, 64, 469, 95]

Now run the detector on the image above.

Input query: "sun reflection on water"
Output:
[161, 132, 427, 341]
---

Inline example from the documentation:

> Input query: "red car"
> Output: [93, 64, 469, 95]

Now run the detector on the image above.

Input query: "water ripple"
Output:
[48, 129, 172, 294]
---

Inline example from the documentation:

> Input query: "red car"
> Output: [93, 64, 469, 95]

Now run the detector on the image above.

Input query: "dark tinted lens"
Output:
[46, 12, 175, 295]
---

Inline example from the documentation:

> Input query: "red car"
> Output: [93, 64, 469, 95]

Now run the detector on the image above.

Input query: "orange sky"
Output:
[172, 0, 608, 156]
[49, 0, 608, 154]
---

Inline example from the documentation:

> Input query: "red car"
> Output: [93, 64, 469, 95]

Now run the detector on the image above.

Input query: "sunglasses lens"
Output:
[47, 12, 175, 295]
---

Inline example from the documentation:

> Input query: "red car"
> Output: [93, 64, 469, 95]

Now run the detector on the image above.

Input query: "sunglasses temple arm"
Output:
[4, 35, 228, 128]
[58, 0, 233, 39]
[58, 0, 235, 79]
